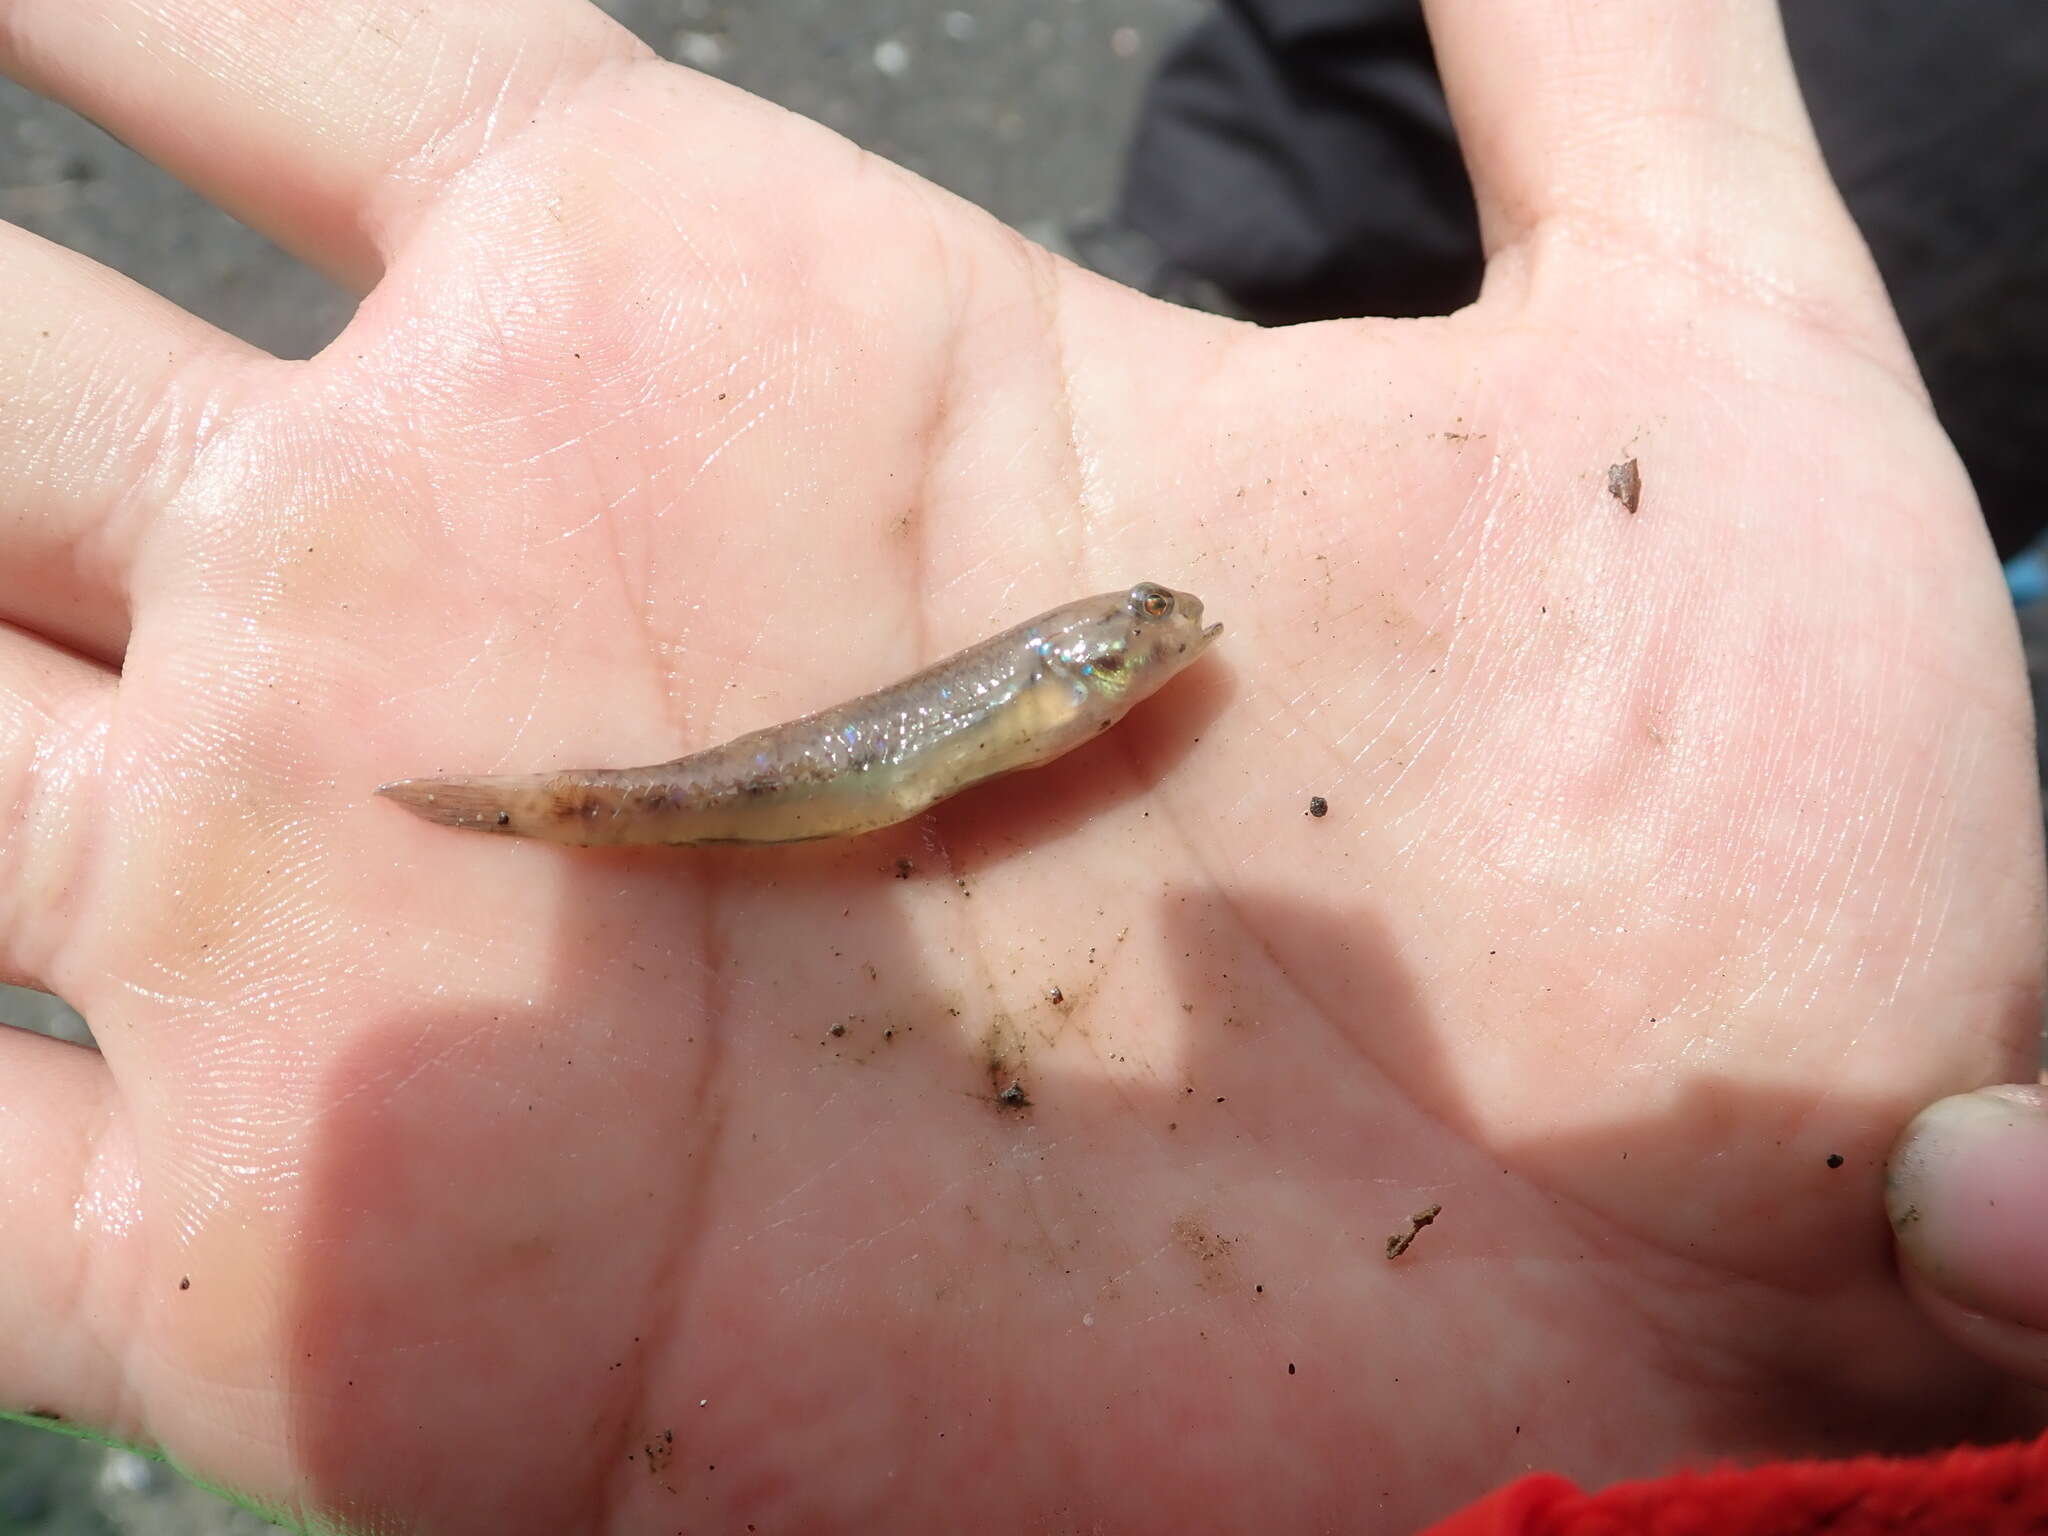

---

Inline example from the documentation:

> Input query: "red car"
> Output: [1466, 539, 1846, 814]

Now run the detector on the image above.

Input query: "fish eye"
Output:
[1131, 584, 1174, 620]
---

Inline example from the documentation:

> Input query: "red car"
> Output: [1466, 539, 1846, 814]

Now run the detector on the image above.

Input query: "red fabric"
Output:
[1422, 1434, 2048, 1536]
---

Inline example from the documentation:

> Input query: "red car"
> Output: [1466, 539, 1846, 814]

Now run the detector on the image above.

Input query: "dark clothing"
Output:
[1118, 0, 2048, 555]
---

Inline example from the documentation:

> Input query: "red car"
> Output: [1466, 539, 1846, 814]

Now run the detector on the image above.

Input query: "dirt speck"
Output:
[1608, 458, 1641, 514]
[644, 1430, 674, 1477]
[1385, 1203, 1442, 1259]
[1307, 795, 1328, 818]
[1171, 1213, 1240, 1288]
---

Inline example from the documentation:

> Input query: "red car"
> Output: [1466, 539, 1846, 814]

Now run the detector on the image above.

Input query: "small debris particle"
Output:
[829, 1023, 846, 1038]
[178, 1277, 191, 1291]
[894, 857, 914, 879]
[882, 1027, 895, 1041]
[1608, 458, 1642, 514]
[1307, 796, 1328, 818]
[1287, 1362, 1296, 1375]
[1825, 1153, 1845, 1169]
[997, 1080, 1030, 1108]
[1047, 985, 1064, 1006]
[644, 1431, 674, 1475]
[1385, 1203, 1443, 1260]
[495, 810, 511, 826]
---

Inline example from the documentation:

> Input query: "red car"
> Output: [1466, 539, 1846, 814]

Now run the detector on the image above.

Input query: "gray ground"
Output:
[0, 0, 1193, 1528]
[2, 1, 2043, 1531]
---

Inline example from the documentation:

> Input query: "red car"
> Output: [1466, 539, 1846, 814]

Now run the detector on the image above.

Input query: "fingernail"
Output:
[1888, 1085, 2048, 1328]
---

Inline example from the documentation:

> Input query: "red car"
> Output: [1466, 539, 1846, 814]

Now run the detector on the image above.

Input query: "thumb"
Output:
[1888, 1084, 2048, 1383]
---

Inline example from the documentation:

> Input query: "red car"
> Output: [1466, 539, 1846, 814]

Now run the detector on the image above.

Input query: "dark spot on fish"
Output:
[744, 778, 776, 798]
[1608, 458, 1641, 514]
[640, 789, 671, 812]
[1308, 796, 1328, 817]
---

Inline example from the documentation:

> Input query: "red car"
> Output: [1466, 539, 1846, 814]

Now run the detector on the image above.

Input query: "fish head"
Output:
[1036, 582, 1223, 704]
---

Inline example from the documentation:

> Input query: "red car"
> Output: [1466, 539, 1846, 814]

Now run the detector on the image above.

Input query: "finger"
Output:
[0, 622, 114, 989]
[1425, 0, 1904, 355]
[0, 0, 650, 287]
[1889, 1086, 2048, 1382]
[0, 223, 262, 662]
[0, 1022, 126, 1429]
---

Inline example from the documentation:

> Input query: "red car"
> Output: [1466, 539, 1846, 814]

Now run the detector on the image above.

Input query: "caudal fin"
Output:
[375, 774, 549, 835]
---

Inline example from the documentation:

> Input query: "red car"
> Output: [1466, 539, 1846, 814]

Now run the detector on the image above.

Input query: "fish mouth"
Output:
[1202, 622, 1224, 642]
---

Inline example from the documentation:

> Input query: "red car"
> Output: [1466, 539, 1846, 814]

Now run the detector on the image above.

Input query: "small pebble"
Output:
[97, 1451, 168, 1496]
[674, 30, 727, 70]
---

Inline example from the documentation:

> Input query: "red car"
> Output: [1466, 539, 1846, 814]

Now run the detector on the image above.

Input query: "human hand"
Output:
[0, 1, 2039, 1531]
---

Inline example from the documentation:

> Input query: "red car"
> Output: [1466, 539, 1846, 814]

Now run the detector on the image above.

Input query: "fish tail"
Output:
[376, 772, 618, 843]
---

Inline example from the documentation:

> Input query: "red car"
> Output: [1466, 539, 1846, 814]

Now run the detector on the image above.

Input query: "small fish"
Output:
[378, 582, 1221, 846]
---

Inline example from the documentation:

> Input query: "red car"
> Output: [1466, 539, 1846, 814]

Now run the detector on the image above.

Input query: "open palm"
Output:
[1, 1, 2040, 1531]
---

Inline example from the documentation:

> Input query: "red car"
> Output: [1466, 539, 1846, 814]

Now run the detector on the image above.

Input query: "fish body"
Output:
[378, 582, 1220, 846]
